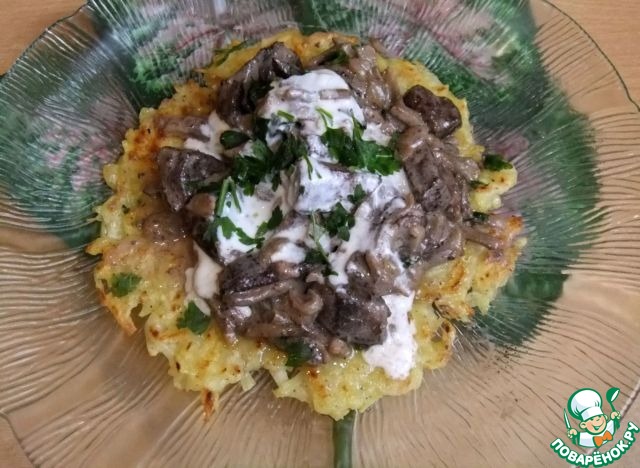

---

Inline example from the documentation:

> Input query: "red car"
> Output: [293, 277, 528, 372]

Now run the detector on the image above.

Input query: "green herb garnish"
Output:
[213, 40, 255, 66]
[220, 130, 250, 149]
[177, 301, 210, 334]
[469, 180, 489, 189]
[316, 107, 334, 128]
[283, 340, 314, 367]
[276, 110, 296, 122]
[388, 131, 400, 151]
[322, 203, 355, 241]
[326, 48, 349, 66]
[483, 153, 513, 171]
[347, 184, 366, 205]
[121, 205, 130, 214]
[248, 81, 272, 106]
[109, 273, 141, 297]
[306, 213, 337, 276]
[206, 216, 259, 246]
[321, 118, 401, 175]
[253, 117, 270, 141]
[472, 211, 490, 223]
[256, 207, 284, 239]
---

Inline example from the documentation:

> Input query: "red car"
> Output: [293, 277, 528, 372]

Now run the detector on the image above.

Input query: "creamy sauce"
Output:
[193, 244, 223, 299]
[363, 293, 417, 379]
[259, 69, 364, 137]
[329, 170, 411, 286]
[183, 244, 224, 315]
[184, 267, 212, 316]
[293, 158, 381, 214]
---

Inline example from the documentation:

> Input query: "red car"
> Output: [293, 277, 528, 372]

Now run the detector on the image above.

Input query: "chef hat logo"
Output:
[568, 388, 604, 421]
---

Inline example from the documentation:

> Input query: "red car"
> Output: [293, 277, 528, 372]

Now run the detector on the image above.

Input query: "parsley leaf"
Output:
[469, 180, 489, 189]
[213, 39, 255, 66]
[109, 273, 141, 297]
[215, 177, 240, 217]
[316, 107, 334, 128]
[274, 134, 307, 171]
[177, 301, 210, 334]
[283, 340, 314, 367]
[325, 48, 349, 66]
[305, 248, 328, 265]
[483, 153, 513, 171]
[321, 119, 401, 175]
[215, 217, 259, 246]
[253, 117, 270, 141]
[348, 184, 366, 205]
[231, 141, 273, 195]
[472, 211, 489, 223]
[306, 213, 337, 276]
[248, 81, 272, 106]
[220, 130, 250, 149]
[322, 203, 355, 241]
[256, 207, 284, 239]
[276, 110, 295, 122]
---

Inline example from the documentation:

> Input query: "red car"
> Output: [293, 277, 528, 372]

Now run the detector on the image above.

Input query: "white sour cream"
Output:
[363, 293, 417, 379]
[193, 244, 223, 299]
[259, 69, 364, 137]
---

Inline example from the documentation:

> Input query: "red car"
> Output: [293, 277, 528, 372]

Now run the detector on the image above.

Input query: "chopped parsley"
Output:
[276, 110, 296, 122]
[321, 118, 401, 175]
[283, 340, 314, 368]
[220, 130, 250, 149]
[316, 107, 334, 128]
[306, 213, 337, 276]
[472, 211, 489, 223]
[231, 135, 308, 194]
[215, 177, 240, 216]
[321, 203, 355, 241]
[177, 301, 210, 335]
[248, 81, 272, 106]
[109, 273, 141, 297]
[347, 184, 366, 205]
[256, 207, 284, 239]
[273, 338, 316, 367]
[325, 48, 349, 66]
[469, 180, 489, 189]
[388, 131, 400, 151]
[483, 153, 513, 171]
[253, 117, 270, 141]
[121, 205, 130, 214]
[204, 216, 259, 246]
[213, 39, 255, 66]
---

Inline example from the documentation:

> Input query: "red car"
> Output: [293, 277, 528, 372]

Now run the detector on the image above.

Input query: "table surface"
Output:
[1, 1, 639, 466]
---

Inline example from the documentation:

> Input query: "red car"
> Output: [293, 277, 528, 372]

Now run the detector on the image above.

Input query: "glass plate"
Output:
[1, 0, 639, 466]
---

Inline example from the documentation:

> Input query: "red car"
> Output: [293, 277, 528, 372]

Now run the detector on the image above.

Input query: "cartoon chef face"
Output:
[568, 388, 610, 434]
[580, 414, 609, 435]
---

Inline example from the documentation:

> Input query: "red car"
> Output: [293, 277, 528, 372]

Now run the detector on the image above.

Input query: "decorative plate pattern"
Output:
[0, 0, 639, 466]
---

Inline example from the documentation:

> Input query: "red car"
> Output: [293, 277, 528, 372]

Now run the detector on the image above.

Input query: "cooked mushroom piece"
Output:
[156, 147, 229, 211]
[155, 115, 209, 140]
[316, 281, 390, 346]
[216, 42, 303, 129]
[403, 85, 462, 138]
